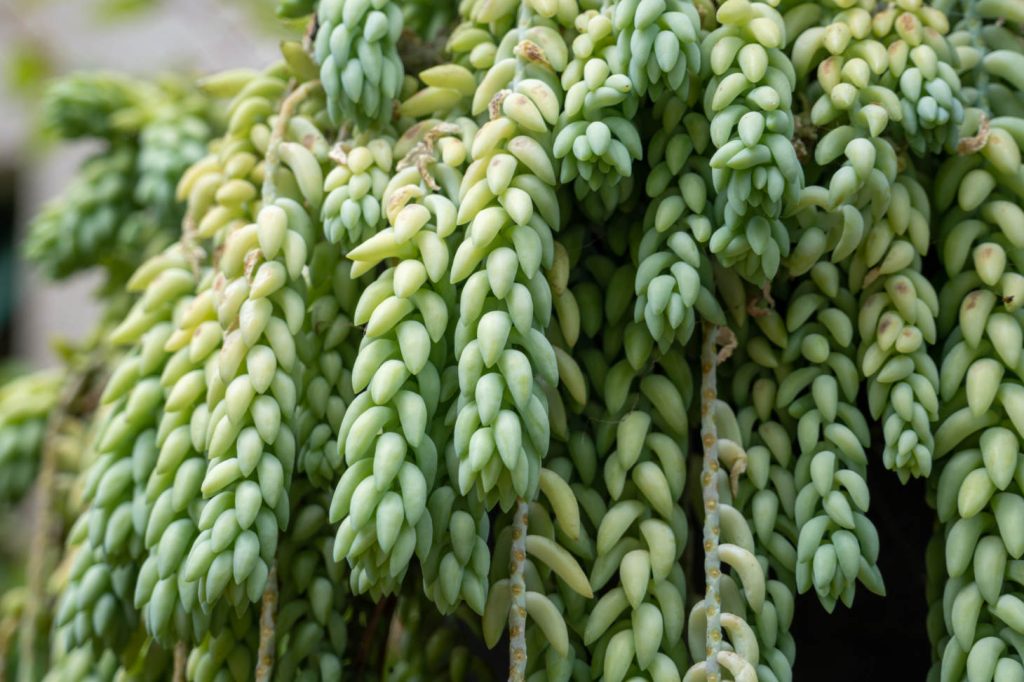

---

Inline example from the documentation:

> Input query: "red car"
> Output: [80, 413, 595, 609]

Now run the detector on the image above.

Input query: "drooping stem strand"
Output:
[508, 499, 529, 682]
[262, 79, 321, 202]
[700, 325, 723, 682]
[254, 563, 279, 682]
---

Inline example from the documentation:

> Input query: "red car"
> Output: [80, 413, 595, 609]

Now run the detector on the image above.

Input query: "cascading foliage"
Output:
[2, 0, 1023, 679]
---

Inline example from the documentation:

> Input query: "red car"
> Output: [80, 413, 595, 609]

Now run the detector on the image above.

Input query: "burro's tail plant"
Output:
[2, 0, 1022, 679]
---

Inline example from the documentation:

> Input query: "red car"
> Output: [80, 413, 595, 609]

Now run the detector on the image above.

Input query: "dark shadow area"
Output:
[791, 466, 932, 679]
[0, 166, 18, 360]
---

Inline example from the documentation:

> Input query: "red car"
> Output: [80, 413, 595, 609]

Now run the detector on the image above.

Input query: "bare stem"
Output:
[18, 369, 89, 682]
[254, 563, 279, 682]
[508, 499, 529, 682]
[262, 79, 322, 202]
[302, 14, 318, 54]
[173, 641, 188, 682]
[700, 324, 724, 682]
[505, 4, 536, 677]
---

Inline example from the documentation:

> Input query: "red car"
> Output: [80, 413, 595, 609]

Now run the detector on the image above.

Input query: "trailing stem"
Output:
[254, 563, 279, 682]
[18, 368, 91, 682]
[173, 642, 188, 682]
[508, 499, 529, 682]
[700, 324, 726, 682]
[262, 79, 322, 202]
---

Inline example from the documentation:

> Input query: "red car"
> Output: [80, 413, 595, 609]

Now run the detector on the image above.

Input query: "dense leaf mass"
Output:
[0, 0, 1023, 679]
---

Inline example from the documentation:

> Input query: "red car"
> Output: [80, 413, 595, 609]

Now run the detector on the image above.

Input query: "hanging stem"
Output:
[262, 79, 322, 202]
[700, 324, 724, 682]
[254, 563, 279, 682]
[18, 368, 90, 682]
[508, 498, 529, 682]
[250, 77, 319, 679]
[505, 1, 536, 678]
[355, 595, 394, 677]
[302, 14, 318, 54]
[173, 641, 188, 682]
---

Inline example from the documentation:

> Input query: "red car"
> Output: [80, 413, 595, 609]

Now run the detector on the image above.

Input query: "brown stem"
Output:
[173, 641, 188, 682]
[302, 15, 318, 54]
[508, 499, 529, 682]
[700, 324, 724, 682]
[262, 79, 322, 203]
[254, 563, 279, 682]
[18, 369, 90, 682]
[355, 596, 392, 678]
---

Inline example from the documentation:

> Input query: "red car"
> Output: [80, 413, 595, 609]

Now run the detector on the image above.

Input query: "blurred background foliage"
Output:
[0, 0, 285, 366]
[0, 0, 284, 673]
